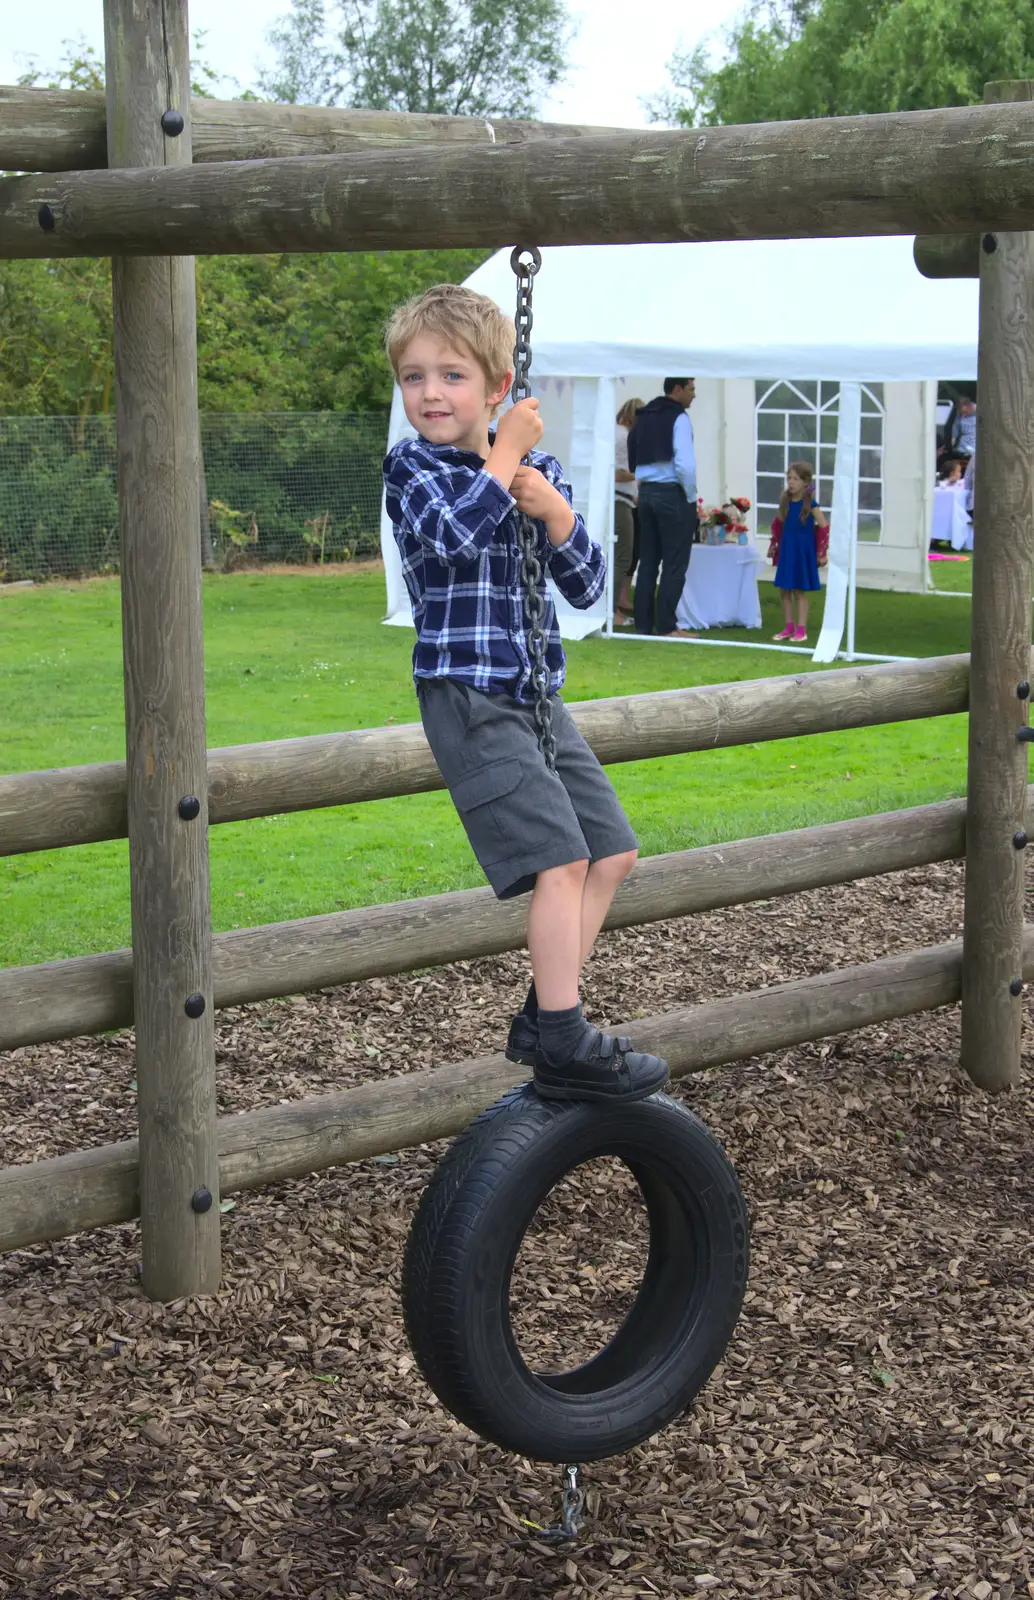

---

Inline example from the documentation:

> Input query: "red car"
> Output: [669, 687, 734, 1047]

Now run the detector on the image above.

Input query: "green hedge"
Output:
[0, 411, 389, 582]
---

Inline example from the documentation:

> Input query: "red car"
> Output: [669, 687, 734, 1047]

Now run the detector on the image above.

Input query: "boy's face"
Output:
[397, 334, 510, 454]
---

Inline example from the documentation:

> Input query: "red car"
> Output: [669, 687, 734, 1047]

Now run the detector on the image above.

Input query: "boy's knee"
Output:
[598, 848, 638, 881]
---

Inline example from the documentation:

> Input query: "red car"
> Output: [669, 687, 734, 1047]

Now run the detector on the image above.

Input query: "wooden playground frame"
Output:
[1, 5, 1032, 1303]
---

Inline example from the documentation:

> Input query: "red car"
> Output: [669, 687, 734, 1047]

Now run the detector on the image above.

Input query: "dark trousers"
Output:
[633, 482, 698, 635]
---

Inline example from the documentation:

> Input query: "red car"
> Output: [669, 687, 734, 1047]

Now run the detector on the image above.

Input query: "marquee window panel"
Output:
[755, 379, 886, 543]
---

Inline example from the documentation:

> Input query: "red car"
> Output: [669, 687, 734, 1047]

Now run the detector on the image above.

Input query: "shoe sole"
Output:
[504, 1045, 538, 1068]
[533, 1068, 670, 1104]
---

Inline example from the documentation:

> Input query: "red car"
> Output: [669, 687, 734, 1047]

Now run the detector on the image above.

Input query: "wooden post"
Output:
[105, 0, 220, 1294]
[960, 81, 1034, 1092]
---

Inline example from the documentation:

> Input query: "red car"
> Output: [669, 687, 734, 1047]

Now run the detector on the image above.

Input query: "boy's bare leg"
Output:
[526, 851, 637, 1008]
[527, 858, 589, 1010]
[579, 850, 638, 968]
[526, 852, 668, 1095]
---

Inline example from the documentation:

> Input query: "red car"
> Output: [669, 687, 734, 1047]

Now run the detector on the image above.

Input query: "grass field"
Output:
[926, 550, 974, 593]
[0, 567, 974, 969]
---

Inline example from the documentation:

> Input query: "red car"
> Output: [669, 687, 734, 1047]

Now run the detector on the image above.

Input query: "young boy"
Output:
[383, 282, 669, 1103]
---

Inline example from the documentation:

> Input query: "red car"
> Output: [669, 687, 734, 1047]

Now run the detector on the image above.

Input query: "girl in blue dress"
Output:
[768, 460, 829, 643]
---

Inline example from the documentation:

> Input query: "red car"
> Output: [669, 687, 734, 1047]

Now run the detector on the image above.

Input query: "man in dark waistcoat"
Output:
[627, 377, 699, 636]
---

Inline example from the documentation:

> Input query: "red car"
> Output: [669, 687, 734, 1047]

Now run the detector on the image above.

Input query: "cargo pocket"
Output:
[451, 757, 524, 866]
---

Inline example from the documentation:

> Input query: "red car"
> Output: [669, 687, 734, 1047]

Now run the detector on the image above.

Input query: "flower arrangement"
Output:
[697, 496, 752, 544]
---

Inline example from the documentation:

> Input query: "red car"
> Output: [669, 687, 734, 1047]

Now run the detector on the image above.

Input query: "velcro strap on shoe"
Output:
[583, 1031, 635, 1066]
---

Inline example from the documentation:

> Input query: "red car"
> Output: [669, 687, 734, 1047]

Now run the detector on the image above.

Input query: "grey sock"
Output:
[538, 1003, 592, 1065]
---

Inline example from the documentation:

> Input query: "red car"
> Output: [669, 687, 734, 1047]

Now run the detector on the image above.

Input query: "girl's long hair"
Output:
[778, 460, 816, 521]
[616, 397, 644, 430]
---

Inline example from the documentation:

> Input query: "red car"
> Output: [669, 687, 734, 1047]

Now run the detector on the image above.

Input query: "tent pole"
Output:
[599, 379, 616, 634]
[812, 382, 861, 664]
[846, 507, 859, 660]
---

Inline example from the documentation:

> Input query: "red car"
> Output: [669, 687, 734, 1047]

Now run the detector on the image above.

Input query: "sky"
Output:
[0, 0, 744, 129]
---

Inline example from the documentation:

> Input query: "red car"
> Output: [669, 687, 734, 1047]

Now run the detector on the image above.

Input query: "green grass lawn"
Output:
[926, 552, 973, 594]
[0, 568, 974, 969]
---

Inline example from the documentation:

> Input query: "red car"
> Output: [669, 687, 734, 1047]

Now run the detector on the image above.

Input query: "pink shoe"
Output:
[772, 625, 795, 641]
[793, 626, 808, 642]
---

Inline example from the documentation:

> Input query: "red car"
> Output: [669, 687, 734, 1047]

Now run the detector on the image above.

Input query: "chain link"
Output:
[509, 244, 557, 771]
[512, 1463, 587, 1547]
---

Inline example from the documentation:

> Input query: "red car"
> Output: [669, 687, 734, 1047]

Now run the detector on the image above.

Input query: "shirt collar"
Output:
[418, 430, 512, 467]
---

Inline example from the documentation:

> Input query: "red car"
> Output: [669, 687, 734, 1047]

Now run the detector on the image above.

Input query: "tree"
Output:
[262, 0, 342, 104]
[15, 34, 221, 98]
[2, 35, 495, 420]
[650, 0, 1034, 127]
[261, 0, 573, 117]
[0, 259, 114, 418]
[16, 40, 106, 92]
[194, 247, 489, 412]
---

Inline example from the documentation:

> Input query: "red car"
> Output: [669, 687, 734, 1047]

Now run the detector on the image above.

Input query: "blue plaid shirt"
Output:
[384, 435, 606, 702]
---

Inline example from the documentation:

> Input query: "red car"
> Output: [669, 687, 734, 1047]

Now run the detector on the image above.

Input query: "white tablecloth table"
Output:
[676, 543, 765, 631]
[931, 485, 973, 551]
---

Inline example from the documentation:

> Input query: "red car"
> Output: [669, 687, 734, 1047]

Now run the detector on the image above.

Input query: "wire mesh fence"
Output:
[0, 411, 390, 583]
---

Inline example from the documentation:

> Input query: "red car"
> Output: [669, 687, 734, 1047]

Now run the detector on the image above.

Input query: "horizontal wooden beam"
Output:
[4, 925, 1031, 1253]
[0, 85, 617, 173]
[0, 654, 972, 858]
[4, 102, 1034, 259]
[913, 233, 981, 278]
[5, 790, 1022, 1052]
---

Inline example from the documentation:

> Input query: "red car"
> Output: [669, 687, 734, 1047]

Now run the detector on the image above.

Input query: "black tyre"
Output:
[402, 1085, 749, 1463]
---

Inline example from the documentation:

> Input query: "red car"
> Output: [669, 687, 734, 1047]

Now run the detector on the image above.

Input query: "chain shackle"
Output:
[534, 1464, 586, 1545]
[509, 244, 556, 770]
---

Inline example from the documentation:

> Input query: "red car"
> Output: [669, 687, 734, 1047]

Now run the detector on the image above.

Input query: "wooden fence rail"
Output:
[0, 85, 618, 172]
[5, 102, 1034, 260]
[4, 791, 1027, 1054]
[913, 234, 981, 279]
[0, 655, 973, 858]
[4, 925, 1031, 1256]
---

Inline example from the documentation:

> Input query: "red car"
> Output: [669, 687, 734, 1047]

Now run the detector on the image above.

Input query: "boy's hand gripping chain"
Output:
[510, 245, 557, 771]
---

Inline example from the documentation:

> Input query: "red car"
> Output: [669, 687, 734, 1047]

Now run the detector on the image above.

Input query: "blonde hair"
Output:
[385, 283, 515, 391]
[778, 460, 816, 522]
[616, 397, 644, 429]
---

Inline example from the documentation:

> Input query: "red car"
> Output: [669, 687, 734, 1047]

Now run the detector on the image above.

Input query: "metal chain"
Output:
[509, 243, 557, 771]
[513, 1464, 587, 1547]
[543, 1464, 586, 1544]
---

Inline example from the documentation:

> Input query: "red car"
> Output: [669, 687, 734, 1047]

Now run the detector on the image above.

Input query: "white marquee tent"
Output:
[381, 236, 979, 660]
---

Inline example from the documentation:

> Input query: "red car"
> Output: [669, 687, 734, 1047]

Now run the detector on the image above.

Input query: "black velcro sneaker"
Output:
[533, 1029, 669, 1103]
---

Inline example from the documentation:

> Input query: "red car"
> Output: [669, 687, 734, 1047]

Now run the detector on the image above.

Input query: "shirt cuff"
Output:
[547, 514, 594, 568]
[472, 466, 516, 516]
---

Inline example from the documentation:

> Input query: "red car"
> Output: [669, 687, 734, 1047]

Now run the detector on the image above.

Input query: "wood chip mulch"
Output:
[1, 861, 1032, 1600]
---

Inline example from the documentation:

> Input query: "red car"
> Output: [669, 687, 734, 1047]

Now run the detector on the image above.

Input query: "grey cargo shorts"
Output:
[417, 677, 638, 900]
